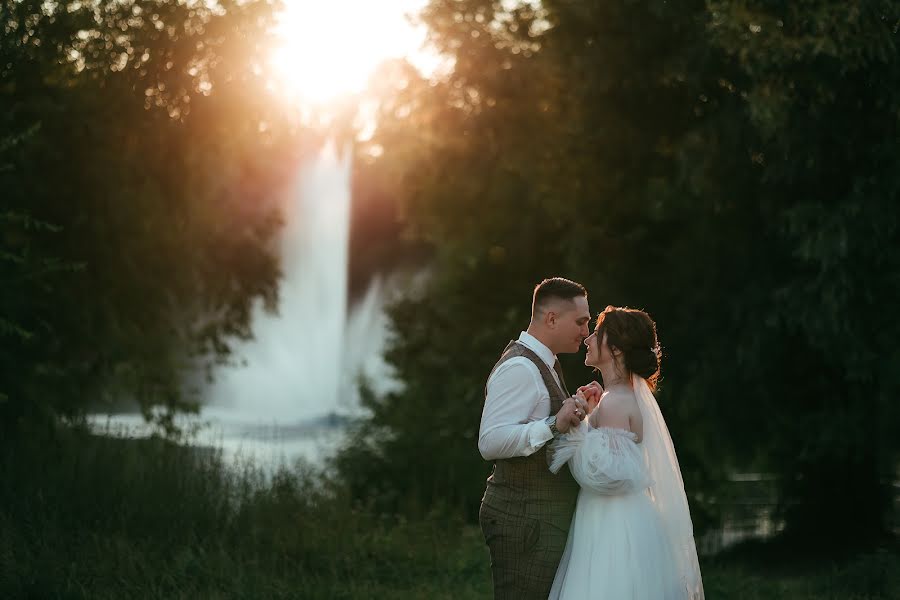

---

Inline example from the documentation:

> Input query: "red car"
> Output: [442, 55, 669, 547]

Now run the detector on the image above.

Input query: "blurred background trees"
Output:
[338, 0, 899, 548]
[1, 0, 312, 435]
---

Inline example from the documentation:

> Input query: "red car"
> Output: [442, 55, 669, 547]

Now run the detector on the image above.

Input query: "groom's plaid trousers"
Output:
[479, 341, 580, 600]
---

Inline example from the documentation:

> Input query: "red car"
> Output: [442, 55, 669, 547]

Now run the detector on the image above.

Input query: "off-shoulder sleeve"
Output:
[548, 424, 651, 495]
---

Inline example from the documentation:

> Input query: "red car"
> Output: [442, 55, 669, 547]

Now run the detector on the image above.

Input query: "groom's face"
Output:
[552, 295, 591, 354]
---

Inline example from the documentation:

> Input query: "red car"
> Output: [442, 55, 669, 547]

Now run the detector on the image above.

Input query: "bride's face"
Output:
[583, 330, 601, 367]
[584, 330, 615, 368]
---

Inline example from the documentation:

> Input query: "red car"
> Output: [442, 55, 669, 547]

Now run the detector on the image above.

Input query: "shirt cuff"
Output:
[524, 419, 554, 455]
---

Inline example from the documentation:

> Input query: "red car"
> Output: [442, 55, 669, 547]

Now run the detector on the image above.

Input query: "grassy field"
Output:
[1, 429, 896, 599]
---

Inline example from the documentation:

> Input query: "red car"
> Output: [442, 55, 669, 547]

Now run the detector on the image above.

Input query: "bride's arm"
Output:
[567, 429, 649, 495]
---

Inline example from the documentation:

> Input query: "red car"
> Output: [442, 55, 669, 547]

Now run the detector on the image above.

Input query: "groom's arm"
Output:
[478, 360, 553, 461]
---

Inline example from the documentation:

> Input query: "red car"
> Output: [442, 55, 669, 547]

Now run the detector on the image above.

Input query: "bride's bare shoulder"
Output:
[590, 388, 633, 426]
[591, 388, 642, 437]
[600, 388, 638, 410]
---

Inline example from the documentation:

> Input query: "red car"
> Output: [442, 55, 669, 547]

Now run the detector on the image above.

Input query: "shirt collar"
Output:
[517, 331, 557, 370]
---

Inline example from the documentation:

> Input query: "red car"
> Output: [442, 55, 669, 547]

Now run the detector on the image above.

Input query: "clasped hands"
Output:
[554, 381, 604, 433]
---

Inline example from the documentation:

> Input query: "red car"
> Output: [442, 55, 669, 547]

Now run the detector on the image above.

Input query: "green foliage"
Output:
[338, 0, 899, 544]
[703, 0, 900, 541]
[0, 0, 315, 433]
[0, 125, 86, 425]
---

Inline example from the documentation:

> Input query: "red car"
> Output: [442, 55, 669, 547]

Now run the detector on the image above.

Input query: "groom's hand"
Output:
[555, 397, 586, 433]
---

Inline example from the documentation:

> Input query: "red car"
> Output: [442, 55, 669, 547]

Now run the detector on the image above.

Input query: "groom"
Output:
[478, 277, 591, 599]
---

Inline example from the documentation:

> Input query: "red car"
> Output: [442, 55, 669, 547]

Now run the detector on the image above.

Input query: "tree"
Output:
[0, 0, 315, 436]
[702, 0, 900, 543]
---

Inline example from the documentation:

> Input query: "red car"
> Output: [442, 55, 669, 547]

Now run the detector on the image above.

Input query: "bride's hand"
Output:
[577, 381, 604, 411]
[584, 380, 604, 396]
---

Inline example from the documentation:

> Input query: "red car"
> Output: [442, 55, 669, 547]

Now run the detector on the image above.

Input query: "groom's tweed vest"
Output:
[479, 341, 580, 600]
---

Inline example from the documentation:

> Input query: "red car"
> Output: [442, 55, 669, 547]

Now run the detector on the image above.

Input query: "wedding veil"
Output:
[632, 375, 705, 599]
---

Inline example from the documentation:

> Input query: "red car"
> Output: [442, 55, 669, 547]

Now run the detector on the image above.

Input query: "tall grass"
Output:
[0, 428, 896, 599]
[0, 428, 486, 598]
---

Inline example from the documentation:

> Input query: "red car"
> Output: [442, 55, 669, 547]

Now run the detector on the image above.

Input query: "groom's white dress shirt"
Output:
[478, 331, 565, 461]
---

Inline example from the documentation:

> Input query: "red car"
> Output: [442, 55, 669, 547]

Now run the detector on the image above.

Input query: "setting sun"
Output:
[268, 0, 431, 105]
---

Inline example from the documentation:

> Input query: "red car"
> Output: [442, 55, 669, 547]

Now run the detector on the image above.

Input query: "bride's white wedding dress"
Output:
[547, 377, 704, 600]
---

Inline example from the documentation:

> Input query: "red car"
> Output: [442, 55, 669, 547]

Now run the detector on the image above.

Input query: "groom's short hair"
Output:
[532, 277, 587, 319]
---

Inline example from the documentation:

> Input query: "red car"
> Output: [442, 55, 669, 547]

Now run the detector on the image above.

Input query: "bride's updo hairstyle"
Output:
[594, 305, 661, 390]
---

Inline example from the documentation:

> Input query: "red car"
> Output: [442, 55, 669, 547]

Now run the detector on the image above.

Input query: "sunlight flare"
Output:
[268, 0, 431, 105]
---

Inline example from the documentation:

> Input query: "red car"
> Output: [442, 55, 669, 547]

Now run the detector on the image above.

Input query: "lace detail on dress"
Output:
[548, 422, 651, 495]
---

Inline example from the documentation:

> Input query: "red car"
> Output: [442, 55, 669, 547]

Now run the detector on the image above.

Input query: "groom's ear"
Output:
[545, 310, 558, 328]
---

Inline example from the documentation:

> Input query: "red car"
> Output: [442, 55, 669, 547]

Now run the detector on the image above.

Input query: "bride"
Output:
[548, 306, 704, 600]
